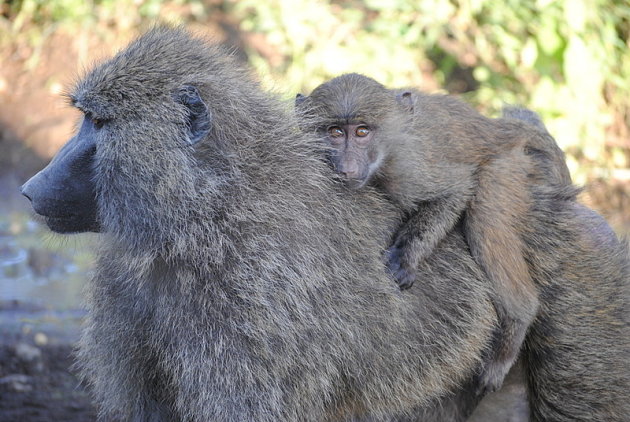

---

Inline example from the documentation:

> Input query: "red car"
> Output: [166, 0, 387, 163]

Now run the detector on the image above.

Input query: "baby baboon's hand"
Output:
[386, 243, 416, 290]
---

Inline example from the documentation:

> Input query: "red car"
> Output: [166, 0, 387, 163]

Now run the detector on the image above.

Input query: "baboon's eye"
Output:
[85, 112, 106, 130]
[328, 126, 345, 138]
[92, 118, 104, 130]
[355, 126, 370, 137]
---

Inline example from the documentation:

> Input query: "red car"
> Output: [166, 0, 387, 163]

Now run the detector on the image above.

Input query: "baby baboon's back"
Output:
[297, 75, 571, 393]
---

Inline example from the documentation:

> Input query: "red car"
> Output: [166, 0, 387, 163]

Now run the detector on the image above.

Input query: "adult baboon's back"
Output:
[418, 189, 630, 422]
[500, 106, 629, 419]
[520, 186, 630, 421]
[21, 28, 498, 421]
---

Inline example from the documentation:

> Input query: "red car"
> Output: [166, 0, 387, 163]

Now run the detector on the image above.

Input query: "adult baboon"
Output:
[20, 27, 499, 421]
[295, 74, 571, 393]
[20, 28, 630, 422]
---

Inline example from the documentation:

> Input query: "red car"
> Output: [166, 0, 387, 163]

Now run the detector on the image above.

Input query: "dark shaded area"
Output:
[426, 45, 480, 94]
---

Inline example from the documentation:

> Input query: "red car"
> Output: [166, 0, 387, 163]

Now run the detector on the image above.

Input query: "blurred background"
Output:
[0, 0, 627, 420]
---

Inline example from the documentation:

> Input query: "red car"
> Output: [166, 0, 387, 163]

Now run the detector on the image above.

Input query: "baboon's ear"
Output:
[177, 85, 212, 145]
[396, 91, 414, 113]
[295, 93, 307, 107]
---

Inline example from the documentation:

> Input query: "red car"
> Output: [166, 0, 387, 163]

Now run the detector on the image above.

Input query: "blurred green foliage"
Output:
[1, 0, 628, 183]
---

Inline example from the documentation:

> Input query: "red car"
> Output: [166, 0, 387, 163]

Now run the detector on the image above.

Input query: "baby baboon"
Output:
[296, 74, 570, 393]
[344, 91, 629, 422]
[21, 28, 502, 421]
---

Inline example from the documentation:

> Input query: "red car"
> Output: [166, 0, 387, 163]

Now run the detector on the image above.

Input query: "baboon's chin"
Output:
[42, 214, 100, 234]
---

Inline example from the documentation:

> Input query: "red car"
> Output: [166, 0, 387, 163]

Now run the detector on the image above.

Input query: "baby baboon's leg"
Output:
[465, 152, 539, 394]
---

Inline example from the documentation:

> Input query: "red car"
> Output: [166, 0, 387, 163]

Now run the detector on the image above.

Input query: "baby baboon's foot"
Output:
[476, 360, 512, 396]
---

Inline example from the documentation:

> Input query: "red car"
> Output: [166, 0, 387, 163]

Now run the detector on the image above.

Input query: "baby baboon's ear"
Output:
[177, 85, 212, 145]
[396, 91, 414, 113]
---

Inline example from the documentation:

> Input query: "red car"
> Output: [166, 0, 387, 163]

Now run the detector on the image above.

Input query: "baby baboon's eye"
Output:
[328, 126, 345, 138]
[355, 126, 370, 137]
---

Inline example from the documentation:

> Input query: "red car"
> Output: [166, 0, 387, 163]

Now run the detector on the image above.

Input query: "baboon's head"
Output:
[295, 73, 408, 189]
[21, 27, 262, 246]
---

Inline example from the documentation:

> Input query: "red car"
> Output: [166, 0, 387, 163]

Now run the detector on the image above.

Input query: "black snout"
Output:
[21, 183, 32, 202]
[21, 126, 100, 234]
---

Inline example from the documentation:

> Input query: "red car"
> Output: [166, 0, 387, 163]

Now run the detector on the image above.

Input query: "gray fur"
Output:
[69, 28, 498, 421]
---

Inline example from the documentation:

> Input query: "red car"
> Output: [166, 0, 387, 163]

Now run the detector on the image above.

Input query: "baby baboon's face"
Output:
[296, 73, 395, 189]
[320, 121, 384, 189]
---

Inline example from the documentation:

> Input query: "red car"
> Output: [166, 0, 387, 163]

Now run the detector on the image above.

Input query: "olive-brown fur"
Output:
[296, 74, 575, 393]
[67, 28, 500, 421]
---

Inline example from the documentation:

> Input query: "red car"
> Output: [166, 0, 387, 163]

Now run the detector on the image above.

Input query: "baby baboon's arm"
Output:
[387, 194, 469, 289]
